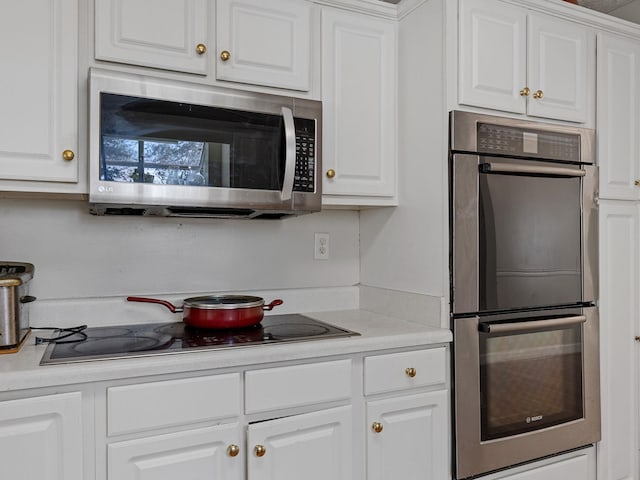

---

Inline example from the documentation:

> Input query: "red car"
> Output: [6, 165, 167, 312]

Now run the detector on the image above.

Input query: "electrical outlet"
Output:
[314, 232, 330, 260]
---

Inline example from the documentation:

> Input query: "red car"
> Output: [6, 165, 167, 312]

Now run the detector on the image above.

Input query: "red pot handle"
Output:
[127, 296, 184, 313]
[263, 299, 284, 311]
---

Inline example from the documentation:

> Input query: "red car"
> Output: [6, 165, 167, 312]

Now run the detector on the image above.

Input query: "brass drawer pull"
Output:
[405, 367, 417, 378]
[372, 421, 383, 433]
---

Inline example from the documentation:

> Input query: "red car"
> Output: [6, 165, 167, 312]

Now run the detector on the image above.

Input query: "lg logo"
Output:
[97, 185, 114, 193]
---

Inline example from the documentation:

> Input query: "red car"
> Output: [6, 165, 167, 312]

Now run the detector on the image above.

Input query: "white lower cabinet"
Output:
[247, 406, 352, 480]
[363, 347, 449, 480]
[0, 392, 83, 480]
[91, 347, 449, 480]
[108, 423, 243, 480]
[366, 391, 448, 480]
[481, 446, 596, 480]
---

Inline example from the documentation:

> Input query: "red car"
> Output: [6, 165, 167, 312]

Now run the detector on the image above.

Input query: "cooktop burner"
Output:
[40, 314, 359, 365]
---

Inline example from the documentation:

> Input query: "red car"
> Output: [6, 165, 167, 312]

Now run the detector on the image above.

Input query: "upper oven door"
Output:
[451, 154, 597, 315]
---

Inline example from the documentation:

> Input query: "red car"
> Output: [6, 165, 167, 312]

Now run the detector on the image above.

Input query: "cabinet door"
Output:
[215, 0, 312, 91]
[0, 392, 83, 480]
[247, 406, 352, 480]
[95, 0, 209, 75]
[0, 0, 78, 182]
[597, 201, 639, 480]
[597, 33, 640, 201]
[366, 390, 448, 480]
[108, 423, 242, 480]
[321, 8, 397, 204]
[527, 13, 591, 123]
[458, 0, 527, 114]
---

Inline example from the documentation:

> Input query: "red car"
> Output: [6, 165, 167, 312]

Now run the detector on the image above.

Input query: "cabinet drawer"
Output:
[364, 347, 446, 395]
[245, 359, 352, 414]
[493, 451, 589, 479]
[107, 373, 241, 436]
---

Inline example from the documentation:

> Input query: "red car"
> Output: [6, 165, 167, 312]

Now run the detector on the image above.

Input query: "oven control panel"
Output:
[478, 123, 581, 162]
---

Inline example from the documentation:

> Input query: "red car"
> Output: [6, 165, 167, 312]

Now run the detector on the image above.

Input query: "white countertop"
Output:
[0, 309, 452, 393]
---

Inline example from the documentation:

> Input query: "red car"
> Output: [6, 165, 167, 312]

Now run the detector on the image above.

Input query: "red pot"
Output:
[127, 295, 283, 329]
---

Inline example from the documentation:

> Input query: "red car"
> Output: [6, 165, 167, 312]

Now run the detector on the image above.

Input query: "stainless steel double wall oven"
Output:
[449, 111, 600, 479]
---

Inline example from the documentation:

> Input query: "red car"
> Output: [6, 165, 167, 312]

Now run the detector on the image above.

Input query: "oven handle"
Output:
[480, 162, 587, 177]
[281, 106, 296, 201]
[479, 315, 587, 334]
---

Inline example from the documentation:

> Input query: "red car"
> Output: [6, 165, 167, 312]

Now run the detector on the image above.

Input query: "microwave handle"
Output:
[479, 315, 587, 334]
[480, 162, 587, 177]
[281, 106, 296, 201]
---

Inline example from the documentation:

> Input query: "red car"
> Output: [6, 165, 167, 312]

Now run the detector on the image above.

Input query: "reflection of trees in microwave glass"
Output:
[101, 136, 205, 184]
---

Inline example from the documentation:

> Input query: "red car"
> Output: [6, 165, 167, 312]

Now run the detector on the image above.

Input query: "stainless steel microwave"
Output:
[88, 69, 322, 219]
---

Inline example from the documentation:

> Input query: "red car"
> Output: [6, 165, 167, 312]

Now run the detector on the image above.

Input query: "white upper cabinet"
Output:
[458, 0, 527, 114]
[0, 0, 78, 183]
[597, 32, 640, 201]
[95, 0, 210, 75]
[526, 13, 590, 122]
[321, 8, 397, 206]
[458, 0, 593, 123]
[215, 0, 312, 91]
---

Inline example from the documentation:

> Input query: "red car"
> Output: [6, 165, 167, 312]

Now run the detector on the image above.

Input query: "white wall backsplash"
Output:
[1, 198, 359, 301]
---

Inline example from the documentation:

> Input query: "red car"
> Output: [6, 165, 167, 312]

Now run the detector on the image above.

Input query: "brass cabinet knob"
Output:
[220, 50, 231, 61]
[227, 444, 240, 457]
[62, 150, 75, 161]
[634, 180, 640, 187]
[519, 87, 530, 97]
[254, 445, 266, 457]
[635, 336, 640, 342]
[371, 422, 384, 433]
[405, 367, 417, 378]
[533, 89, 544, 99]
[326, 169, 336, 179]
[195, 43, 207, 55]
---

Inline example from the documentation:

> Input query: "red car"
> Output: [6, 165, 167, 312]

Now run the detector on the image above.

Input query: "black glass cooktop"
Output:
[40, 314, 359, 365]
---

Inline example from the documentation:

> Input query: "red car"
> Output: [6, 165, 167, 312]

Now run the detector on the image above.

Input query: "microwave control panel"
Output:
[294, 118, 316, 192]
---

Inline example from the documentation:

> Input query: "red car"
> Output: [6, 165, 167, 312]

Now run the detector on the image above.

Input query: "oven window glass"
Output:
[479, 166, 582, 311]
[99, 93, 285, 190]
[479, 323, 583, 440]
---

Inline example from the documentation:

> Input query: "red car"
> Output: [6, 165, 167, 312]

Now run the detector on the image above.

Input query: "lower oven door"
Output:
[453, 306, 600, 479]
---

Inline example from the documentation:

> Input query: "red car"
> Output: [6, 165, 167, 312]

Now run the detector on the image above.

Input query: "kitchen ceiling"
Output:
[577, 0, 635, 12]
[378, 0, 640, 22]
[377, 0, 637, 14]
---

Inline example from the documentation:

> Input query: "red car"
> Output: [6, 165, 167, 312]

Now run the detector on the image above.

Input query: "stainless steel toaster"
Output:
[0, 262, 35, 349]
